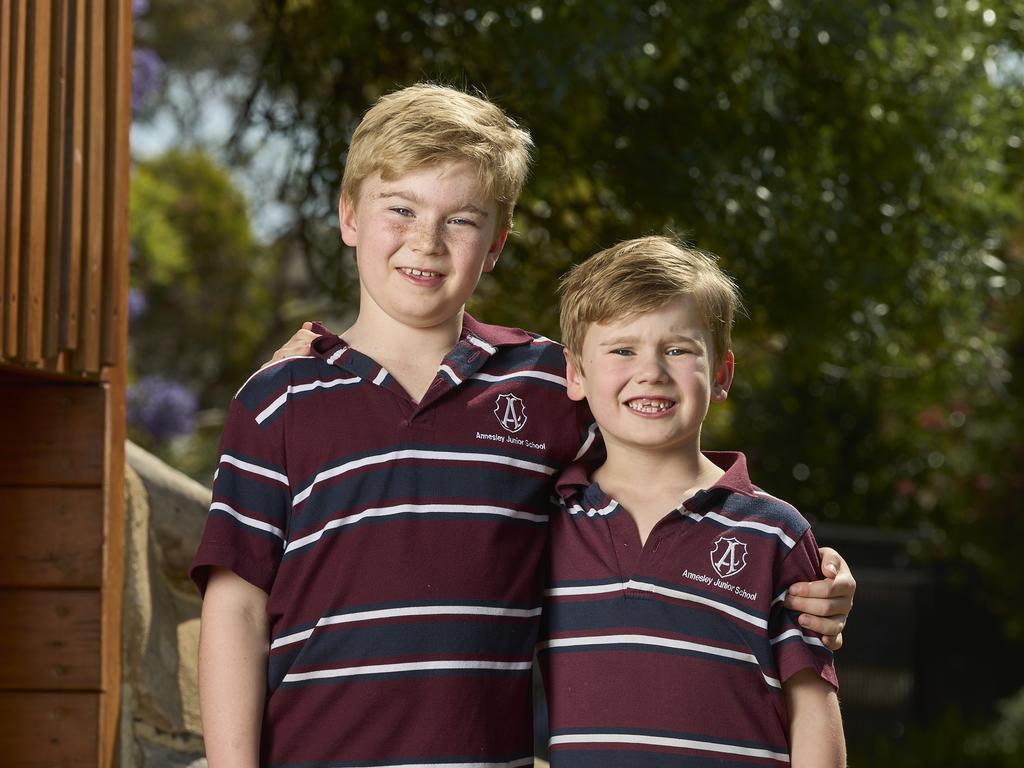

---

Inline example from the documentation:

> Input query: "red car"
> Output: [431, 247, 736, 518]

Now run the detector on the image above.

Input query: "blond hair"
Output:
[559, 236, 741, 367]
[340, 83, 533, 229]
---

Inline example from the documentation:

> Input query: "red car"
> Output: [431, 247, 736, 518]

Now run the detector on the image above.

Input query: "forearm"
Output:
[199, 569, 269, 768]
[786, 669, 846, 768]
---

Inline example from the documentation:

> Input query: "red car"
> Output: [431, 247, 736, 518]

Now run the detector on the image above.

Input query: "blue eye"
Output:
[611, 348, 634, 356]
[449, 217, 479, 227]
[390, 207, 414, 217]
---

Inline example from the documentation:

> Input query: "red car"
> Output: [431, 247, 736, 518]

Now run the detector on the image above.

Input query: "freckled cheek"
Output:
[384, 219, 413, 238]
[444, 228, 488, 248]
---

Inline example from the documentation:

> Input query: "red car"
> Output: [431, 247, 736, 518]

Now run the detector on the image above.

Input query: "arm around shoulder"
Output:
[199, 567, 270, 768]
[784, 668, 846, 768]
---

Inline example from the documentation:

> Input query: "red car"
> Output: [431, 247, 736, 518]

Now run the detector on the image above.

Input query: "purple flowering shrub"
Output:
[127, 376, 198, 441]
[128, 288, 148, 323]
[132, 47, 164, 112]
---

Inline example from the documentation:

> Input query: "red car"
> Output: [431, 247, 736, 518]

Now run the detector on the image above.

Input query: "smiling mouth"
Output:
[399, 267, 443, 279]
[626, 398, 676, 414]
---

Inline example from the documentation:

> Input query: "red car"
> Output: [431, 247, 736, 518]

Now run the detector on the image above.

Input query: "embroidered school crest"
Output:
[710, 536, 749, 578]
[494, 393, 528, 433]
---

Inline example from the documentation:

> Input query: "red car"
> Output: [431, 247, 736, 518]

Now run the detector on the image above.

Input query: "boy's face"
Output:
[565, 297, 734, 459]
[340, 160, 508, 331]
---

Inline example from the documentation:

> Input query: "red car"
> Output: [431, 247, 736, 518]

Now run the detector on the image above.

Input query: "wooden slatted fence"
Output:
[0, 2, 131, 766]
[1, 0, 130, 378]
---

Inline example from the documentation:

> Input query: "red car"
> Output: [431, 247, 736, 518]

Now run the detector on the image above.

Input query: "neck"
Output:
[344, 295, 465, 364]
[595, 444, 723, 503]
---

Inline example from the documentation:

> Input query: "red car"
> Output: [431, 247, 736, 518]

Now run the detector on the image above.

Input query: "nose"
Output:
[411, 221, 445, 256]
[635, 350, 668, 383]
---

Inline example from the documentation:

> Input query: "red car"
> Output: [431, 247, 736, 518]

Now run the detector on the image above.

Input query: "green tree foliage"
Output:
[235, 0, 1024, 595]
[129, 150, 285, 476]
[134, 0, 1024, 627]
[128, 1, 1024, 759]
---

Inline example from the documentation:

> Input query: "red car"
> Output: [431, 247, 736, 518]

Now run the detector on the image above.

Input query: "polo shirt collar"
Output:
[307, 314, 535, 407]
[555, 450, 756, 506]
[702, 451, 756, 496]
[460, 313, 534, 348]
[555, 460, 592, 499]
[308, 314, 532, 358]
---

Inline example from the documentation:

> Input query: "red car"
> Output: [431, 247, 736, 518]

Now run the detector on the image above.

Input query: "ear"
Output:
[482, 228, 509, 273]
[710, 349, 735, 403]
[564, 348, 587, 402]
[339, 192, 358, 247]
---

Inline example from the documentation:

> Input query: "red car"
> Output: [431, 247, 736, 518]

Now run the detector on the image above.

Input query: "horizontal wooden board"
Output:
[0, 692, 98, 766]
[0, 383, 104, 485]
[0, 589, 100, 689]
[0, 487, 103, 586]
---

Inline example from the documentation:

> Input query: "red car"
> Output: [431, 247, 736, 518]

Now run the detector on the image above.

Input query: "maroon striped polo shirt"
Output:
[539, 452, 838, 767]
[191, 314, 597, 767]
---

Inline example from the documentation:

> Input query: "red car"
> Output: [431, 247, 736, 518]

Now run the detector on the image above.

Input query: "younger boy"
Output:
[192, 84, 852, 767]
[540, 236, 844, 766]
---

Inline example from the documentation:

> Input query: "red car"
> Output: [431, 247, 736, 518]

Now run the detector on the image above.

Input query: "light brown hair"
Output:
[341, 83, 533, 229]
[559, 236, 741, 367]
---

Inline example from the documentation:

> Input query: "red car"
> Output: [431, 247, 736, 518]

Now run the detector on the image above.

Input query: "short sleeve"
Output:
[189, 390, 291, 596]
[770, 527, 839, 689]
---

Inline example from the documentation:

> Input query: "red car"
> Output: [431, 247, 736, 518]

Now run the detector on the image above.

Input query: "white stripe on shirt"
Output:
[286, 503, 546, 554]
[293, 449, 557, 508]
[283, 658, 531, 683]
[210, 501, 285, 540]
[272, 604, 542, 649]
[548, 732, 790, 763]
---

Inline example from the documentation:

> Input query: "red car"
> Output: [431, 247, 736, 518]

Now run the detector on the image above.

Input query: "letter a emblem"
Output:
[710, 536, 748, 578]
[494, 393, 528, 433]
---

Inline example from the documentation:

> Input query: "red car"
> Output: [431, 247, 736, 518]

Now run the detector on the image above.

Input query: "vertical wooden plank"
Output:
[100, 384, 125, 768]
[101, 0, 129, 368]
[75, 0, 104, 374]
[43, 0, 69, 361]
[99, 4, 131, 762]
[18, 0, 52, 364]
[0, 1, 11, 351]
[61, 0, 84, 354]
[3, 0, 25, 360]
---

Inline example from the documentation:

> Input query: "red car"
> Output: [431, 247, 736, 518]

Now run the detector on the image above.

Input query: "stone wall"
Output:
[121, 442, 208, 766]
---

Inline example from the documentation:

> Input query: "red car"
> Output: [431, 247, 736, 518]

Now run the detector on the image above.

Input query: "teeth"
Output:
[627, 399, 673, 413]
[401, 267, 440, 278]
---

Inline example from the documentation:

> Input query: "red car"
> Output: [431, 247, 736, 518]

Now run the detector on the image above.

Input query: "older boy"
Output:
[193, 84, 852, 767]
[540, 236, 844, 766]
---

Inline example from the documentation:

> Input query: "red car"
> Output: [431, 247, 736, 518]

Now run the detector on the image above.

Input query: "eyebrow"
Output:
[375, 190, 490, 217]
[597, 333, 703, 347]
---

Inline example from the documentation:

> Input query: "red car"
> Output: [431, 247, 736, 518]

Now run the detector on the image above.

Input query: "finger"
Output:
[301, 321, 314, 331]
[268, 331, 321, 364]
[818, 546, 845, 573]
[270, 343, 306, 364]
[821, 632, 844, 651]
[796, 612, 846, 638]
[784, 593, 852, 617]
[786, 578, 840, 599]
[818, 547, 857, 598]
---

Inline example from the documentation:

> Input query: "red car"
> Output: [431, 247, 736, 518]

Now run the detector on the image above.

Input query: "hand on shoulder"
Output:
[263, 321, 322, 367]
